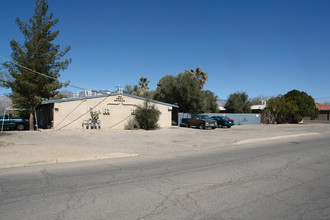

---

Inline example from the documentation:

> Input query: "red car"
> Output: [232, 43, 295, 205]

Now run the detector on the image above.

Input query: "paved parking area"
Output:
[0, 123, 329, 168]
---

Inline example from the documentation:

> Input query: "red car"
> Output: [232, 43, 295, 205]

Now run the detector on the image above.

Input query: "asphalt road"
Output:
[0, 135, 329, 220]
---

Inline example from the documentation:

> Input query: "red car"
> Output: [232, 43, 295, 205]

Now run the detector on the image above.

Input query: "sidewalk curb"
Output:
[0, 153, 140, 169]
[234, 132, 320, 145]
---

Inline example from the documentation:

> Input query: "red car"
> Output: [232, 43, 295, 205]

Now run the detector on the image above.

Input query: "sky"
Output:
[1, 0, 330, 103]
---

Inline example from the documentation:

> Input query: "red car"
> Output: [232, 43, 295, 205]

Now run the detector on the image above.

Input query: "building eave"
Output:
[39, 93, 179, 108]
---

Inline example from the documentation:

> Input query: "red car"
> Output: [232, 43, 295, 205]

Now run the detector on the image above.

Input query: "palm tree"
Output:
[194, 67, 208, 89]
[138, 77, 150, 90]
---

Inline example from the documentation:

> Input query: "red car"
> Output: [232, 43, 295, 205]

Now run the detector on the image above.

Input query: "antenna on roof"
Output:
[117, 85, 123, 95]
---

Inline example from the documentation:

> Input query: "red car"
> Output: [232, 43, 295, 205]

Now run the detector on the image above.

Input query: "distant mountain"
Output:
[0, 96, 12, 110]
[216, 99, 226, 107]
[59, 90, 73, 98]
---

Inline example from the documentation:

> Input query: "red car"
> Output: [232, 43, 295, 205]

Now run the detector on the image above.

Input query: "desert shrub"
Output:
[135, 101, 161, 130]
[124, 117, 140, 130]
[89, 108, 100, 121]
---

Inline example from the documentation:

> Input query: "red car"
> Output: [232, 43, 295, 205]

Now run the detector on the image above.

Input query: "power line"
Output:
[315, 97, 330, 100]
[0, 56, 107, 92]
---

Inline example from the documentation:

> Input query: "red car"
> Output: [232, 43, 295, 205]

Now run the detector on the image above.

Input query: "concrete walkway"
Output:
[0, 123, 329, 169]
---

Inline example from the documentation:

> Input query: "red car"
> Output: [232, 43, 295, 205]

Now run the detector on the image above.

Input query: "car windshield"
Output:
[0, 114, 9, 119]
[200, 115, 210, 119]
[221, 116, 231, 120]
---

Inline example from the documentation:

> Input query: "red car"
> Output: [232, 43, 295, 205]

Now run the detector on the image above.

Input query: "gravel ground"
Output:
[0, 123, 329, 168]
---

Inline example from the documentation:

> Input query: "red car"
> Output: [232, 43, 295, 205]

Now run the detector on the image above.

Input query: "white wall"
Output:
[52, 95, 173, 130]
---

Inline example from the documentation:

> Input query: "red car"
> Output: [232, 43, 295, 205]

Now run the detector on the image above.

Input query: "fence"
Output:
[178, 112, 261, 126]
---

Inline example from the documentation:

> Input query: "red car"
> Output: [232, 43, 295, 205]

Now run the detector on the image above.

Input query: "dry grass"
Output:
[0, 141, 13, 147]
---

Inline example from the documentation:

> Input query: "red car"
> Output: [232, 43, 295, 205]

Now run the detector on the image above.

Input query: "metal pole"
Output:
[34, 105, 39, 131]
[1, 110, 5, 132]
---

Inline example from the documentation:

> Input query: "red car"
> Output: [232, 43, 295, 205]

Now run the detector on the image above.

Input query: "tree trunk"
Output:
[29, 96, 34, 130]
[29, 110, 34, 130]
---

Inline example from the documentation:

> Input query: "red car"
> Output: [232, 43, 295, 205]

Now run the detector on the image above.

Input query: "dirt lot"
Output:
[1, 123, 329, 168]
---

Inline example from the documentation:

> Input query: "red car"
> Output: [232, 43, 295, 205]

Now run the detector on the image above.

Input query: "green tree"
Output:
[154, 70, 218, 113]
[265, 96, 281, 123]
[225, 92, 251, 113]
[154, 71, 202, 112]
[266, 96, 299, 123]
[124, 84, 139, 94]
[201, 90, 219, 113]
[175, 71, 204, 112]
[283, 89, 318, 122]
[0, 67, 5, 88]
[153, 74, 176, 105]
[138, 77, 150, 89]
[2, 0, 71, 130]
[266, 90, 318, 123]
[124, 84, 154, 99]
[193, 66, 208, 89]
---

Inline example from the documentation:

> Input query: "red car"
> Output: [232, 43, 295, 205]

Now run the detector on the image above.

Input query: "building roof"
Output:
[250, 104, 266, 110]
[39, 93, 179, 108]
[315, 103, 330, 111]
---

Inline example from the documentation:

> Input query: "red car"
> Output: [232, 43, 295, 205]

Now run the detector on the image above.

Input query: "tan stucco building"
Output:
[36, 93, 178, 130]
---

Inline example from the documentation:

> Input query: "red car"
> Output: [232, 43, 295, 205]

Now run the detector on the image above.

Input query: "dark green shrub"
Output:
[135, 101, 161, 130]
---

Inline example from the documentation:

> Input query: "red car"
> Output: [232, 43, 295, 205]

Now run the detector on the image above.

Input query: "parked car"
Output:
[0, 113, 29, 131]
[182, 114, 217, 129]
[211, 116, 235, 128]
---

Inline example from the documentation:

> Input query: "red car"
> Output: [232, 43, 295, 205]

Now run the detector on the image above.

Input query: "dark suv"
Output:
[182, 114, 217, 129]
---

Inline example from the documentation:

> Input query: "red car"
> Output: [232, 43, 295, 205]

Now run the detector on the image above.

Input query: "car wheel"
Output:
[212, 127, 216, 129]
[227, 125, 231, 128]
[185, 123, 190, 128]
[199, 124, 205, 130]
[17, 123, 24, 131]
